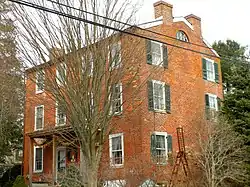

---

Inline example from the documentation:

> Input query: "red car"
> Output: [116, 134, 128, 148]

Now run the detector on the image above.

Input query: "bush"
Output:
[12, 175, 27, 187]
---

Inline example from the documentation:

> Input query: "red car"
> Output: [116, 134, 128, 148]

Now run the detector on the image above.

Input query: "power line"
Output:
[47, 0, 250, 61]
[9, 0, 221, 59]
[48, 0, 213, 50]
[52, 0, 250, 63]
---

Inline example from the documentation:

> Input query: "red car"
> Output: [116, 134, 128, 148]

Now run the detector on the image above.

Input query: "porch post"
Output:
[52, 136, 56, 185]
[29, 137, 33, 187]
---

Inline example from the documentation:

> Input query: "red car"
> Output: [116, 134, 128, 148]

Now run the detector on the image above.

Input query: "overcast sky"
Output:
[138, 0, 250, 47]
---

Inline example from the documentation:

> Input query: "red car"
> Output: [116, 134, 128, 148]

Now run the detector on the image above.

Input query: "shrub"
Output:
[12, 175, 27, 187]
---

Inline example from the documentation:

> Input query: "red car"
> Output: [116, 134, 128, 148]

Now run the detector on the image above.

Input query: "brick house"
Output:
[23, 1, 223, 186]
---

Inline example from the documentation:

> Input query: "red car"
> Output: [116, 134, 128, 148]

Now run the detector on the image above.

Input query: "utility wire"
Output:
[47, 0, 250, 61]
[9, 0, 221, 59]
[9, 0, 250, 63]
[48, 0, 211, 50]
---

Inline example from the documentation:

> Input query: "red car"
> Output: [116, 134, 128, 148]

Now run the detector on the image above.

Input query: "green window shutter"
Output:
[165, 84, 171, 113]
[146, 40, 152, 65]
[214, 63, 219, 83]
[217, 97, 221, 111]
[167, 134, 173, 165]
[148, 80, 154, 111]
[202, 58, 207, 80]
[167, 135, 172, 153]
[151, 134, 156, 157]
[205, 94, 210, 120]
[163, 46, 168, 69]
[205, 94, 209, 107]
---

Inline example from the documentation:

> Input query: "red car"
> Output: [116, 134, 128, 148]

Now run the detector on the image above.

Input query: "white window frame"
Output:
[109, 133, 124, 167]
[35, 70, 45, 94]
[111, 83, 123, 115]
[34, 146, 43, 173]
[82, 55, 94, 76]
[55, 101, 66, 126]
[56, 63, 67, 86]
[207, 93, 218, 111]
[109, 41, 122, 70]
[151, 41, 163, 66]
[152, 80, 166, 112]
[153, 132, 168, 164]
[205, 58, 215, 82]
[35, 105, 44, 131]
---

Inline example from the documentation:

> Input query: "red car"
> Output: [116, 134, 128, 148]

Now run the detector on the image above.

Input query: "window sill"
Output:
[113, 112, 122, 116]
[110, 164, 124, 169]
[34, 128, 44, 131]
[152, 109, 167, 114]
[33, 170, 43, 174]
[156, 162, 167, 166]
[55, 124, 66, 127]
[205, 79, 218, 84]
[151, 63, 163, 67]
[35, 90, 44, 94]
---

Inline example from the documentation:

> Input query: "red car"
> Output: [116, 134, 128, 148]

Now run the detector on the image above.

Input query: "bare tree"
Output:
[12, 0, 162, 186]
[11, 1, 216, 186]
[194, 117, 249, 187]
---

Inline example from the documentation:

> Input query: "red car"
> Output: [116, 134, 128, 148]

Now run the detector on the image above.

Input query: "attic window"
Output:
[176, 31, 189, 42]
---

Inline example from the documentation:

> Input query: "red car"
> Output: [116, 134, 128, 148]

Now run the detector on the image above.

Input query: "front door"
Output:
[56, 147, 66, 180]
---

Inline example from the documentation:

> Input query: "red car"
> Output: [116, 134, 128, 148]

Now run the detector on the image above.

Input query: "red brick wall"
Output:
[23, 11, 223, 185]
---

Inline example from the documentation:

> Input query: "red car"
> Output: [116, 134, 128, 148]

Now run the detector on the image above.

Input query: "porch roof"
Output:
[26, 125, 74, 138]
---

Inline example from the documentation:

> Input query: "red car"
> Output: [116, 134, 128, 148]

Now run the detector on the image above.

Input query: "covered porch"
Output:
[26, 126, 81, 187]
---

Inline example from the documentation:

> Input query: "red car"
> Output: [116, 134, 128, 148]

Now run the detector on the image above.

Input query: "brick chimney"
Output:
[154, 1, 173, 25]
[185, 14, 202, 36]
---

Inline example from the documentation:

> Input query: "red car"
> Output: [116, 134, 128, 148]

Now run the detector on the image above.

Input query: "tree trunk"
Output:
[85, 163, 98, 187]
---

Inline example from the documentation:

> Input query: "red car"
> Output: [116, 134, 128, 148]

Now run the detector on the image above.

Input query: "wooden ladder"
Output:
[168, 127, 195, 187]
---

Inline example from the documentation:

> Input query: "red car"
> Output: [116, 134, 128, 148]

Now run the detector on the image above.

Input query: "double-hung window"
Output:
[57, 148, 66, 172]
[153, 81, 165, 111]
[205, 93, 219, 111]
[151, 132, 172, 164]
[56, 101, 66, 126]
[34, 146, 43, 172]
[148, 80, 171, 113]
[151, 41, 163, 66]
[111, 83, 123, 115]
[110, 42, 121, 69]
[205, 93, 220, 120]
[109, 133, 124, 167]
[146, 40, 168, 68]
[36, 70, 44, 93]
[35, 105, 44, 130]
[206, 60, 215, 81]
[202, 58, 219, 83]
[56, 63, 66, 86]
